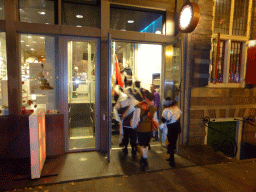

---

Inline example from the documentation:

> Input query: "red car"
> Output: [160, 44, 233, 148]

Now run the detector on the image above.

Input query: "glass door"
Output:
[162, 41, 182, 151]
[59, 37, 100, 152]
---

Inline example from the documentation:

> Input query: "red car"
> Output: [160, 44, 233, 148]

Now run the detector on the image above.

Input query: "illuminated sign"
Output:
[29, 109, 46, 179]
[178, 2, 200, 33]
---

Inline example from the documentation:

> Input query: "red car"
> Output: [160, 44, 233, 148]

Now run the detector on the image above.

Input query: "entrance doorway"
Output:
[59, 37, 100, 152]
[110, 41, 181, 151]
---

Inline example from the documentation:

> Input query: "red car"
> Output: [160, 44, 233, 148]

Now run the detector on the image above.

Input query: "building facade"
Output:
[0, 0, 255, 167]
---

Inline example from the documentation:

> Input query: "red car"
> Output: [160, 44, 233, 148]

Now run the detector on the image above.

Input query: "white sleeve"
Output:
[113, 102, 121, 122]
[153, 111, 159, 127]
[131, 107, 141, 128]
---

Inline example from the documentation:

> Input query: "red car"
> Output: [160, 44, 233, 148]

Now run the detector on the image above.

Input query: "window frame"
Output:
[208, 0, 253, 87]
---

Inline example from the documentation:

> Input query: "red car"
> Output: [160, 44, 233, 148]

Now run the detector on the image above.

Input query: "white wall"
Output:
[135, 44, 162, 90]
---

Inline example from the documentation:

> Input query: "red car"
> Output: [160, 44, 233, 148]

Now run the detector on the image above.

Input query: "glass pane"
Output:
[232, 0, 249, 36]
[20, 34, 57, 114]
[214, 0, 232, 35]
[0, 0, 5, 20]
[0, 32, 7, 116]
[19, 0, 55, 24]
[165, 44, 181, 100]
[210, 40, 226, 83]
[110, 5, 165, 34]
[62, 1, 100, 28]
[68, 41, 96, 150]
[229, 41, 242, 83]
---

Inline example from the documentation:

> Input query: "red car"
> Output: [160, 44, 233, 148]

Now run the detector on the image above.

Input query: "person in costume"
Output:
[161, 97, 182, 167]
[131, 90, 159, 170]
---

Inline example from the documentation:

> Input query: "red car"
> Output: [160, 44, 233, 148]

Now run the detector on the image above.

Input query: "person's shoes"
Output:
[132, 148, 137, 158]
[148, 144, 151, 150]
[122, 148, 128, 155]
[140, 158, 148, 170]
[169, 161, 175, 167]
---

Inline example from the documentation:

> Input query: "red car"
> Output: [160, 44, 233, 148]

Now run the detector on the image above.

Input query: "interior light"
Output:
[41, 56, 44, 57]
[26, 45, 30, 47]
[76, 25, 82, 27]
[75, 79, 80, 84]
[166, 51, 173, 56]
[33, 41, 37, 43]
[27, 36, 32, 38]
[127, 20, 134, 23]
[76, 15, 83, 18]
[38, 11, 46, 15]
[121, 29, 126, 31]
[155, 31, 161, 34]
[0, 7, 3, 11]
[32, 94, 36, 100]
[31, 48, 34, 51]
[20, 40, 24, 43]
[40, 37, 45, 39]
[45, 23, 49, 24]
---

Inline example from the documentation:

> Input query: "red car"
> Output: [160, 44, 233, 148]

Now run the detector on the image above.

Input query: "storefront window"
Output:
[19, 0, 56, 24]
[0, 0, 5, 20]
[20, 34, 57, 114]
[110, 5, 165, 34]
[62, 0, 100, 28]
[0, 32, 7, 116]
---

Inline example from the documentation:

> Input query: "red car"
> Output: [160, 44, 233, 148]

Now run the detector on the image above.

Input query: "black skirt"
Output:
[167, 119, 181, 150]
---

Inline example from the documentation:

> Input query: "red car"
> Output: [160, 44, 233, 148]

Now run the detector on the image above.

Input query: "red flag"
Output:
[115, 55, 123, 88]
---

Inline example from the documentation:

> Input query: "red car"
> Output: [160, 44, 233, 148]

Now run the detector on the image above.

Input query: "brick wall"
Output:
[188, 0, 214, 87]
[189, 87, 256, 145]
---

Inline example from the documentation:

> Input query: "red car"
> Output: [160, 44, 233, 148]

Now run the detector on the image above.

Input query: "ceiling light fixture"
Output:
[76, 15, 83, 18]
[155, 31, 161, 34]
[27, 36, 32, 38]
[121, 29, 126, 31]
[26, 45, 30, 47]
[20, 40, 24, 43]
[76, 25, 82, 27]
[40, 37, 45, 39]
[127, 20, 134, 23]
[31, 48, 34, 51]
[38, 11, 46, 15]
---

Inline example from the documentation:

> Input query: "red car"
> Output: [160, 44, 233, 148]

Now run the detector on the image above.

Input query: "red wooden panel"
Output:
[246, 41, 256, 84]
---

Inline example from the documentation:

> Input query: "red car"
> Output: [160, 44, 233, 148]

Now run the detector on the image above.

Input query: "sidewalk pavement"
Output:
[5, 158, 256, 192]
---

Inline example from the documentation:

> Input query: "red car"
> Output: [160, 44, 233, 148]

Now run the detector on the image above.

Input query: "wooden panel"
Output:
[45, 114, 64, 157]
[16, 22, 61, 35]
[60, 25, 101, 37]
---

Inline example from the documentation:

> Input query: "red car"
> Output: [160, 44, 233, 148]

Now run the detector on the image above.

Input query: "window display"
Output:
[20, 34, 57, 115]
[0, 32, 7, 116]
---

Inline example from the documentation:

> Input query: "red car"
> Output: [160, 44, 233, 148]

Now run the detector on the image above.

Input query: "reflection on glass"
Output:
[68, 41, 96, 150]
[62, 1, 100, 28]
[20, 34, 56, 115]
[0, 32, 7, 115]
[19, 0, 55, 24]
[0, 0, 5, 20]
[110, 5, 165, 34]
[164, 44, 180, 100]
